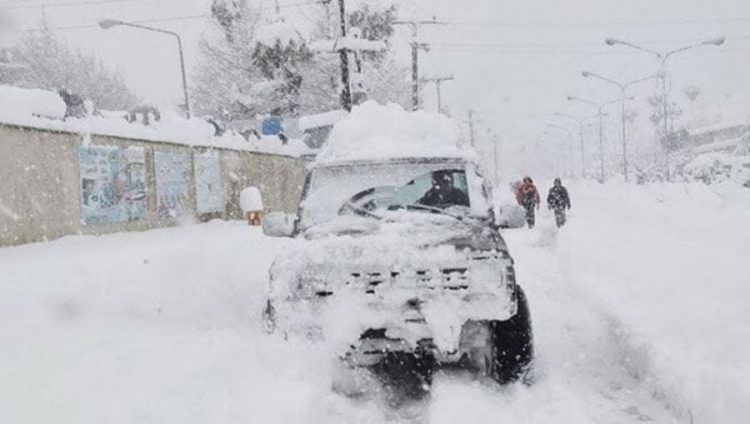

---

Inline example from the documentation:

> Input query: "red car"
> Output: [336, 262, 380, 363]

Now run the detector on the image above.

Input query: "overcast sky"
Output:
[3, 0, 750, 177]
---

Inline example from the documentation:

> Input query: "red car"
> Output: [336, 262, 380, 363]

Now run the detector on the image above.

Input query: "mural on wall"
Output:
[195, 151, 224, 214]
[79, 145, 146, 225]
[154, 151, 190, 220]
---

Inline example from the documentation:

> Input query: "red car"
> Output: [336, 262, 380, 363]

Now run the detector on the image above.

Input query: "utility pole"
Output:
[468, 110, 476, 147]
[335, 0, 352, 111]
[422, 75, 454, 114]
[566, 96, 619, 183]
[394, 20, 444, 111]
[492, 133, 500, 183]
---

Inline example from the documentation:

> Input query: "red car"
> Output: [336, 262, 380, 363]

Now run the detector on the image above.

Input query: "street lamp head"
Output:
[605, 38, 619, 46]
[98, 19, 123, 30]
[566, 95, 575, 101]
[581, 71, 592, 77]
[704, 37, 726, 46]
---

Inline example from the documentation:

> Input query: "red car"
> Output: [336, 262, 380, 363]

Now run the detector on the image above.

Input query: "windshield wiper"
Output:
[397, 203, 473, 226]
[339, 202, 383, 220]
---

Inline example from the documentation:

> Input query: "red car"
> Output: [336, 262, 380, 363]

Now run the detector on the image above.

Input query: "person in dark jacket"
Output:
[547, 178, 571, 227]
[515, 176, 540, 228]
[418, 170, 469, 208]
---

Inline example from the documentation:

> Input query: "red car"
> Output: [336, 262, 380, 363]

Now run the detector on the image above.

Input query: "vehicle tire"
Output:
[370, 351, 435, 405]
[491, 285, 534, 384]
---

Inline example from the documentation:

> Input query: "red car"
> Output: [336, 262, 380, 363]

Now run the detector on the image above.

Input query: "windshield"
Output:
[299, 161, 474, 230]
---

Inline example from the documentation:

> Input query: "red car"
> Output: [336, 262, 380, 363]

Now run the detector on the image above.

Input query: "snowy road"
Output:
[1, 182, 748, 423]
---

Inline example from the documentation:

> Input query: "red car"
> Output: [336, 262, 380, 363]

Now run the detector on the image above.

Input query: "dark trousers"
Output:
[553, 208, 566, 227]
[523, 203, 536, 228]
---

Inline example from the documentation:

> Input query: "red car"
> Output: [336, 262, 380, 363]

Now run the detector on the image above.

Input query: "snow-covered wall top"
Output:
[0, 85, 66, 120]
[315, 102, 476, 165]
[0, 85, 309, 157]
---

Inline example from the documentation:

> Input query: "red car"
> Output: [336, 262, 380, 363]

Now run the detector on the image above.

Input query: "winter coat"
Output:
[547, 185, 571, 210]
[515, 182, 540, 208]
[419, 187, 469, 207]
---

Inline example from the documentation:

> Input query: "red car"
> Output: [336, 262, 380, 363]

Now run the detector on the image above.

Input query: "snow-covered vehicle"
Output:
[261, 103, 532, 399]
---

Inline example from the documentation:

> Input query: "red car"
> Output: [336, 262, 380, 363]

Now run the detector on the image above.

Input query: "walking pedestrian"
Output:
[547, 178, 571, 228]
[515, 176, 540, 228]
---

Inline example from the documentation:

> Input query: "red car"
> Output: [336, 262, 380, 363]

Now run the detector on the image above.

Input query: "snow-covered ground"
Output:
[1, 182, 748, 423]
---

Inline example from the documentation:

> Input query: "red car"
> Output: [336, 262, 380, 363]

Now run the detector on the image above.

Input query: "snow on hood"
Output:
[267, 215, 512, 353]
[269, 214, 500, 300]
[315, 101, 476, 165]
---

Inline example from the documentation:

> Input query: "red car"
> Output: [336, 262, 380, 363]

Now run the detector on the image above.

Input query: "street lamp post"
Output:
[544, 123, 575, 179]
[99, 19, 192, 119]
[555, 112, 598, 178]
[566, 96, 620, 183]
[604, 37, 725, 180]
[581, 71, 658, 182]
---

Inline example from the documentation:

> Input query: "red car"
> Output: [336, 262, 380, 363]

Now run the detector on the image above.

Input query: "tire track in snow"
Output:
[492, 220, 691, 423]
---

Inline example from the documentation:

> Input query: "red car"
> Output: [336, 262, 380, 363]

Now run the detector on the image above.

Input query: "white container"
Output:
[240, 186, 264, 212]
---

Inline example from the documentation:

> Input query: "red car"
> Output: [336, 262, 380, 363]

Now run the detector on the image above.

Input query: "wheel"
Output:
[492, 285, 534, 384]
[369, 351, 435, 405]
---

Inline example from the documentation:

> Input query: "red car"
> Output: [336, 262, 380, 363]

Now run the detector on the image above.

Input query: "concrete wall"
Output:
[0, 123, 307, 247]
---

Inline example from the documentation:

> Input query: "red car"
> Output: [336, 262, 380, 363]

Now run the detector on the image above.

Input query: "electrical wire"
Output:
[14, 0, 326, 32]
[4, 0, 147, 11]
[444, 16, 750, 28]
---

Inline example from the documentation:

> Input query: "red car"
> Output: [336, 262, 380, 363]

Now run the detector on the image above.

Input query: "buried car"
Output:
[261, 156, 532, 398]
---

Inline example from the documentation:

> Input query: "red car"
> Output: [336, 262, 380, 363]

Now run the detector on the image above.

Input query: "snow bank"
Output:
[681, 151, 750, 185]
[0, 85, 65, 120]
[550, 180, 750, 423]
[316, 101, 474, 164]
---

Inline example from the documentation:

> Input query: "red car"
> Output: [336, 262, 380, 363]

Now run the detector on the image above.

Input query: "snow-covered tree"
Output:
[6, 30, 138, 110]
[192, 1, 409, 122]
[210, 0, 247, 42]
[193, 5, 314, 120]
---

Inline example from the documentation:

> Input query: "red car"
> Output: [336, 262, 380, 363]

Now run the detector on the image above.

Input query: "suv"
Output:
[262, 156, 533, 399]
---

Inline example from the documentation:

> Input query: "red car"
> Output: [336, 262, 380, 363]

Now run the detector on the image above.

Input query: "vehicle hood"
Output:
[266, 213, 515, 353]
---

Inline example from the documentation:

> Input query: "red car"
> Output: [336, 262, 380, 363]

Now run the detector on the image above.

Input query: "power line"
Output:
[15, 0, 326, 33]
[444, 16, 750, 28]
[5, 0, 147, 11]
[20, 14, 208, 32]
[430, 46, 750, 56]
[432, 34, 736, 49]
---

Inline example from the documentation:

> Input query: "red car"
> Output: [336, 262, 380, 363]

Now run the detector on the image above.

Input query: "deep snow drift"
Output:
[1, 182, 748, 423]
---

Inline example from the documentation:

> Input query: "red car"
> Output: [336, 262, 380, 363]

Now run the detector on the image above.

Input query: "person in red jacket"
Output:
[515, 176, 541, 228]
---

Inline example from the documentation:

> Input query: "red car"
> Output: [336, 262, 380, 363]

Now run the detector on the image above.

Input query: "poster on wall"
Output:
[79, 145, 147, 225]
[195, 151, 224, 214]
[154, 151, 190, 220]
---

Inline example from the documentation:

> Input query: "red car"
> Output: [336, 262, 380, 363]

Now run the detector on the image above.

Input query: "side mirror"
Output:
[495, 204, 526, 229]
[262, 212, 295, 238]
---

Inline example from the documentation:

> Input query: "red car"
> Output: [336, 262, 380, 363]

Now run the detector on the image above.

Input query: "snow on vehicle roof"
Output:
[298, 110, 346, 132]
[314, 101, 476, 165]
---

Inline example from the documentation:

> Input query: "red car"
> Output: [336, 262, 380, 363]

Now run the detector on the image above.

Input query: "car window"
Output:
[339, 169, 469, 217]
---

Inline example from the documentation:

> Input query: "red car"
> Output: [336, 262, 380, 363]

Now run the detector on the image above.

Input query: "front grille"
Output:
[309, 251, 512, 298]
[345, 265, 474, 294]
